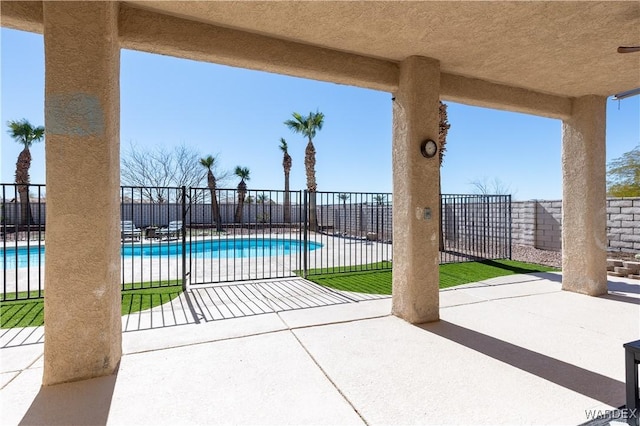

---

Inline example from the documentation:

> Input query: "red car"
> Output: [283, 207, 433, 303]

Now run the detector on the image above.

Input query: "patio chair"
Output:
[121, 220, 142, 241]
[156, 220, 183, 240]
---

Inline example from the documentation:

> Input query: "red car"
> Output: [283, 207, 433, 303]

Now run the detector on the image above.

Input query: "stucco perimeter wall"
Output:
[512, 198, 640, 253]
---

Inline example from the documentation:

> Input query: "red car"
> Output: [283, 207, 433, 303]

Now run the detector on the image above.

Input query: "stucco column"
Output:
[43, 2, 121, 385]
[391, 56, 441, 323]
[561, 95, 607, 296]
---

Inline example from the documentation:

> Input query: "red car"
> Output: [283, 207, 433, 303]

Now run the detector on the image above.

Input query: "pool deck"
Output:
[1, 272, 638, 425]
[3, 232, 393, 294]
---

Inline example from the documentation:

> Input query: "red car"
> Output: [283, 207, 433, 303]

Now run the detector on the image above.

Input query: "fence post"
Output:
[303, 190, 308, 278]
[181, 185, 188, 291]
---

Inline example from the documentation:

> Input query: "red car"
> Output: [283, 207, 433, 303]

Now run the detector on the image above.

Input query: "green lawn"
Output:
[304, 259, 559, 295]
[0, 284, 183, 329]
[1, 260, 558, 328]
[1, 280, 182, 302]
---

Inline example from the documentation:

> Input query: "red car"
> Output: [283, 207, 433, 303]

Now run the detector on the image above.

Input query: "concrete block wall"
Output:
[120, 202, 304, 227]
[319, 200, 511, 249]
[607, 198, 640, 252]
[535, 201, 562, 251]
[511, 200, 563, 251]
[511, 201, 536, 246]
[318, 205, 393, 240]
[512, 197, 640, 253]
[1, 202, 47, 225]
[5, 195, 638, 252]
[441, 201, 510, 251]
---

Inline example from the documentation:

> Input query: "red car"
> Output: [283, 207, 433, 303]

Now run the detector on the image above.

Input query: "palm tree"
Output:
[284, 111, 324, 231]
[279, 138, 292, 223]
[199, 155, 222, 232]
[7, 119, 44, 225]
[337, 193, 351, 233]
[438, 101, 451, 251]
[373, 195, 386, 206]
[373, 194, 387, 241]
[338, 193, 350, 208]
[257, 193, 270, 224]
[234, 166, 250, 223]
[438, 101, 450, 168]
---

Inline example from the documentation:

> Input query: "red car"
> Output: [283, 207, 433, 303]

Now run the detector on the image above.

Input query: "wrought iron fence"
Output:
[1, 184, 511, 300]
[120, 186, 187, 292]
[1, 184, 46, 301]
[440, 194, 512, 263]
[306, 191, 393, 276]
[187, 187, 305, 284]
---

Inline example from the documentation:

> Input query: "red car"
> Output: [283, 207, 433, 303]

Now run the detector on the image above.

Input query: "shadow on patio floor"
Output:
[420, 320, 625, 407]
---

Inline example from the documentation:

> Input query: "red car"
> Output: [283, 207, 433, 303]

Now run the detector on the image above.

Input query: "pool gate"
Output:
[0, 184, 512, 300]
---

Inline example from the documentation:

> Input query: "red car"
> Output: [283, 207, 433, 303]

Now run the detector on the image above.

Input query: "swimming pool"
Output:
[1, 238, 322, 269]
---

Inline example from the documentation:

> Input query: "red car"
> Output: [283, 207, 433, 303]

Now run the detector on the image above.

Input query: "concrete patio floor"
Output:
[1, 272, 638, 425]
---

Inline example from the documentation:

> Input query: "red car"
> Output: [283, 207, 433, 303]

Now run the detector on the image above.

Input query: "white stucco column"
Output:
[561, 95, 607, 296]
[43, 2, 121, 385]
[391, 56, 441, 323]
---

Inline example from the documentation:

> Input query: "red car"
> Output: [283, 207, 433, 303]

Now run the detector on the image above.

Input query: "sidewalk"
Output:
[1, 272, 637, 425]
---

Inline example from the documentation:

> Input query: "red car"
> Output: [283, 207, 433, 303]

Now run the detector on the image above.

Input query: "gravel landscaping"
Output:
[511, 244, 562, 268]
[511, 244, 638, 269]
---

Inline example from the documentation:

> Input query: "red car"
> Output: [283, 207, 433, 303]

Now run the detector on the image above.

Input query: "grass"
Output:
[303, 259, 559, 295]
[0, 283, 183, 329]
[1, 260, 558, 327]
[0, 279, 182, 302]
[439, 259, 558, 288]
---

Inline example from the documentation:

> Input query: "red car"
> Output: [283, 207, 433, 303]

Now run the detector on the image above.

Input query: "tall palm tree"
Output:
[257, 193, 269, 224]
[438, 101, 450, 168]
[337, 193, 351, 233]
[438, 101, 451, 251]
[373, 194, 387, 241]
[284, 111, 324, 231]
[338, 193, 350, 208]
[7, 119, 44, 225]
[279, 138, 292, 223]
[199, 155, 222, 232]
[234, 166, 250, 223]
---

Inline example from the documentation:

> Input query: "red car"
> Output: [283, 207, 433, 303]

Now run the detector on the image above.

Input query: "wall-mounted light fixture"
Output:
[420, 139, 438, 158]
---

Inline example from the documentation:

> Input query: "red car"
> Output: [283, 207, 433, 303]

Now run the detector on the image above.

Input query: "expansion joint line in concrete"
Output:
[122, 328, 289, 356]
[1, 353, 43, 390]
[281, 313, 370, 426]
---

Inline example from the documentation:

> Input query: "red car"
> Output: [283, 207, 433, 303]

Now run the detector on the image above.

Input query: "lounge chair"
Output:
[121, 220, 141, 241]
[156, 220, 183, 240]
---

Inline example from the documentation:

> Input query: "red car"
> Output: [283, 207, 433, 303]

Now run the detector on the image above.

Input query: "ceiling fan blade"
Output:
[612, 87, 640, 100]
[618, 46, 640, 53]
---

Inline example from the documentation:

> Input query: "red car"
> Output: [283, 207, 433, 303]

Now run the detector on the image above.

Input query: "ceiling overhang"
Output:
[2, 1, 638, 118]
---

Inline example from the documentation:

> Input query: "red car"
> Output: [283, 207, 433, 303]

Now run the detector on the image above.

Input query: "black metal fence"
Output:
[120, 186, 187, 292]
[1, 184, 46, 301]
[307, 191, 393, 275]
[1, 183, 511, 300]
[441, 194, 512, 263]
[186, 187, 305, 284]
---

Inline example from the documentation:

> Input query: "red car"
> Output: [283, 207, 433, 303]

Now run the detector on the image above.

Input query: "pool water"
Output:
[1, 238, 322, 269]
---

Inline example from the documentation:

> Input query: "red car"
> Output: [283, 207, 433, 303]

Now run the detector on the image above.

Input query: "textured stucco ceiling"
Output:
[126, 1, 640, 98]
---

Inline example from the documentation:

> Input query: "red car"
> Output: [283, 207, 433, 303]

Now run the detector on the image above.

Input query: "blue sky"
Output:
[2, 28, 639, 200]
